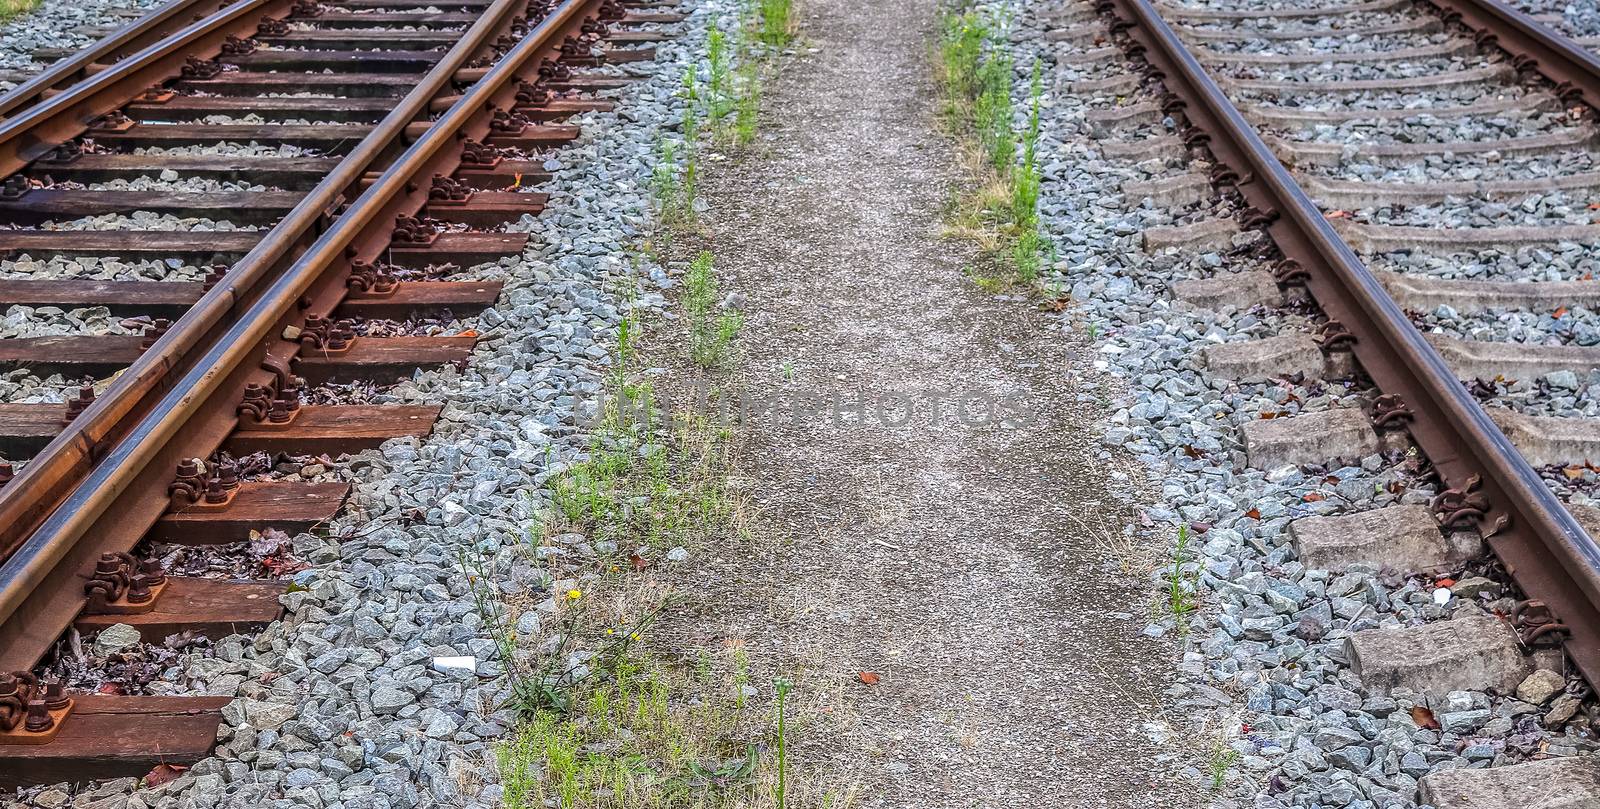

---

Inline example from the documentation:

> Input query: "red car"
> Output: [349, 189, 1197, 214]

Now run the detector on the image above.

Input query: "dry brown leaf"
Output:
[1411, 706, 1440, 730]
[144, 763, 188, 788]
[856, 671, 880, 686]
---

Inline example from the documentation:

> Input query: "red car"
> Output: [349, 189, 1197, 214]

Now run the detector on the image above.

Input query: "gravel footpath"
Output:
[1016, 0, 1600, 806]
[4, 5, 711, 808]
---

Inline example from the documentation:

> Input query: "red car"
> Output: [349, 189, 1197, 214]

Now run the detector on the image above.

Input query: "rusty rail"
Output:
[0, 0, 290, 177]
[1099, 0, 1600, 685]
[0, 0, 240, 122]
[0, 0, 608, 669]
[1420, 0, 1600, 109]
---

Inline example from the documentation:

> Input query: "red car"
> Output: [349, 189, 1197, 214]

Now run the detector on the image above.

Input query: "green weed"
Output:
[1208, 739, 1241, 791]
[685, 251, 744, 368]
[754, 0, 794, 47]
[1166, 523, 1199, 630]
[937, 10, 1048, 285]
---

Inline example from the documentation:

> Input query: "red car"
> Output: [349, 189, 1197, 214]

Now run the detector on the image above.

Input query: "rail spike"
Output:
[347, 259, 400, 296]
[1314, 319, 1355, 350]
[1430, 473, 1489, 529]
[460, 138, 503, 167]
[220, 35, 258, 56]
[392, 214, 440, 245]
[1370, 393, 1412, 430]
[180, 57, 223, 80]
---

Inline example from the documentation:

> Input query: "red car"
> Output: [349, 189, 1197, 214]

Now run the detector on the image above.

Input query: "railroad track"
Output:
[1043, 0, 1600, 801]
[0, 0, 680, 785]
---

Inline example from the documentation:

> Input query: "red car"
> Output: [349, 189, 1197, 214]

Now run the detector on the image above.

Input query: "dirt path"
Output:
[663, 0, 1202, 805]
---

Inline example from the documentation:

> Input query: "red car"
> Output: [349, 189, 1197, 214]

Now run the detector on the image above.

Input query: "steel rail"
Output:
[1419, 0, 1600, 110]
[1101, 0, 1600, 684]
[0, 0, 289, 178]
[0, 0, 238, 122]
[0, 0, 490, 570]
[0, 0, 603, 669]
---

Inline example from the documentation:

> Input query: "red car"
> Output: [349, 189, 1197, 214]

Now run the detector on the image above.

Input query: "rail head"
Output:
[1100, 0, 1600, 684]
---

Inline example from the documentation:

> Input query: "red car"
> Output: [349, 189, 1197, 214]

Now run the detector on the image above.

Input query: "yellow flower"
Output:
[566, 589, 583, 600]
[606, 628, 615, 635]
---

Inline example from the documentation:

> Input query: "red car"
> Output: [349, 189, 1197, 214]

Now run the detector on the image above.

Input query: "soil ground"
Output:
[656, 0, 1206, 805]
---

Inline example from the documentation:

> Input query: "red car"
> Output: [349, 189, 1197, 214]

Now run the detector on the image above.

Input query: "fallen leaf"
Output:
[1182, 445, 1204, 459]
[1565, 466, 1587, 480]
[856, 671, 880, 685]
[1436, 578, 1457, 588]
[1555, 306, 1571, 319]
[1411, 706, 1440, 730]
[455, 329, 480, 338]
[1244, 508, 1262, 520]
[1327, 209, 1352, 219]
[1302, 492, 1325, 502]
[144, 763, 188, 788]
[96, 682, 125, 695]
[629, 552, 649, 572]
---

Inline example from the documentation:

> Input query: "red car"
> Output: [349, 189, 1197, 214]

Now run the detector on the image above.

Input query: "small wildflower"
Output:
[566, 588, 583, 600]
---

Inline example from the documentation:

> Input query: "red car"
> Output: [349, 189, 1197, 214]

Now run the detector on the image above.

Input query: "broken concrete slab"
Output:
[1222, 65, 1510, 95]
[1087, 102, 1163, 134]
[1102, 135, 1185, 162]
[1304, 169, 1600, 209]
[1272, 129, 1591, 167]
[1197, 41, 1470, 65]
[1377, 271, 1600, 313]
[1241, 408, 1381, 469]
[1289, 505, 1479, 573]
[1157, 0, 1403, 19]
[1122, 173, 1210, 207]
[1420, 755, 1600, 809]
[1243, 94, 1551, 127]
[1200, 334, 1325, 383]
[1172, 271, 1280, 311]
[1426, 334, 1600, 382]
[1068, 73, 1139, 95]
[1346, 615, 1530, 696]
[1058, 46, 1125, 66]
[1487, 408, 1600, 467]
[1142, 218, 1238, 253]
[1337, 221, 1600, 253]
[1043, 24, 1110, 45]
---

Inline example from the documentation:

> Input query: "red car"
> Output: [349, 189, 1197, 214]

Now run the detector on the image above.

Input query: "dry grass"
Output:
[0, 0, 38, 20]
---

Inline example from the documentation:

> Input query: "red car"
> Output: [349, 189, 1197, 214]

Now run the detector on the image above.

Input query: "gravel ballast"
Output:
[3, 5, 713, 808]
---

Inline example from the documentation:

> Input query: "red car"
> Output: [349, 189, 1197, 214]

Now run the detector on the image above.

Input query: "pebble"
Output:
[89, 623, 142, 657]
